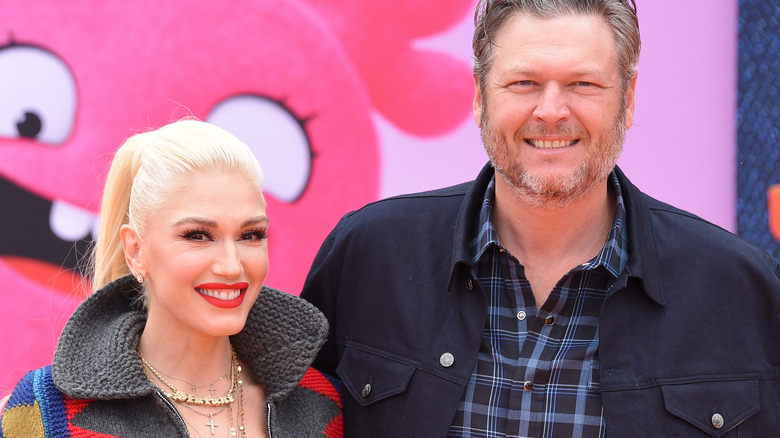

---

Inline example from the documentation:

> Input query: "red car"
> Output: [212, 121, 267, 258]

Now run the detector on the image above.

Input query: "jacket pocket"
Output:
[661, 379, 760, 437]
[336, 341, 417, 407]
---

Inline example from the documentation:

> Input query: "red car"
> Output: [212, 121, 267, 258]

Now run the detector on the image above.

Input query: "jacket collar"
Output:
[448, 163, 665, 306]
[447, 163, 494, 290]
[612, 166, 665, 305]
[52, 275, 328, 402]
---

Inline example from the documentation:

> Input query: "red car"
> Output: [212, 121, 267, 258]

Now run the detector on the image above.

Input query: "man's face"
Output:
[474, 13, 636, 207]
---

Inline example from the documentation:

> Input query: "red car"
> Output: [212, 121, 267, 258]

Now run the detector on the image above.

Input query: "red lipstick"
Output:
[195, 282, 249, 309]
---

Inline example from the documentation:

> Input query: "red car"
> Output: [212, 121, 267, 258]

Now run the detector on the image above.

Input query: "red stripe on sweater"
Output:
[298, 368, 342, 407]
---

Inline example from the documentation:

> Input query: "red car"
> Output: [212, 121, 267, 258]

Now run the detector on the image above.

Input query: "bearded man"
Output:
[302, 1, 780, 436]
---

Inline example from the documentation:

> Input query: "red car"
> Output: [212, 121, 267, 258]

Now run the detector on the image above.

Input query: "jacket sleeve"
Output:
[272, 367, 344, 438]
[300, 221, 345, 376]
[0, 369, 46, 438]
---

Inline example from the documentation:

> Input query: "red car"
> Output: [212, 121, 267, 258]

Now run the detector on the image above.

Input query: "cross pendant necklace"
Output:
[205, 414, 219, 435]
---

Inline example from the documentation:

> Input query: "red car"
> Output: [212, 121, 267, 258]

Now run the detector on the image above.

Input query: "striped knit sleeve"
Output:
[298, 367, 343, 438]
[0, 369, 46, 438]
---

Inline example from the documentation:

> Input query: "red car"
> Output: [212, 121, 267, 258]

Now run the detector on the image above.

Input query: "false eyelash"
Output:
[242, 228, 269, 240]
[180, 228, 213, 240]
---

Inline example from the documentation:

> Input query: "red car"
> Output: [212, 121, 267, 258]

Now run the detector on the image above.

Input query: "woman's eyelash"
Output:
[181, 228, 212, 240]
[179, 228, 268, 240]
[243, 229, 269, 240]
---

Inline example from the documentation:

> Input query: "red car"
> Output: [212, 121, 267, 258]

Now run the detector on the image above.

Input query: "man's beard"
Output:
[481, 107, 626, 208]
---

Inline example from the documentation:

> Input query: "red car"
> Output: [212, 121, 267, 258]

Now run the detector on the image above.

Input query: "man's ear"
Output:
[473, 75, 483, 128]
[624, 73, 638, 129]
[120, 224, 143, 276]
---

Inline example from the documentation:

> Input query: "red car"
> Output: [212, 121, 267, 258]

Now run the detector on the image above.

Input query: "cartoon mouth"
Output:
[0, 176, 94, 295]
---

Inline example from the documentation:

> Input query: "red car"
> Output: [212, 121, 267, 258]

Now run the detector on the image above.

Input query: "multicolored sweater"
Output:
[0, 275, 343, 437]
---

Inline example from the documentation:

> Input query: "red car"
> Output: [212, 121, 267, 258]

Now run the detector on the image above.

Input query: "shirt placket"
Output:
[506, 268, 578, 438]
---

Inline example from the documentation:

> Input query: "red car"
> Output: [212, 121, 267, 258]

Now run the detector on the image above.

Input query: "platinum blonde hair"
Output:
[92, 119, 264, 291]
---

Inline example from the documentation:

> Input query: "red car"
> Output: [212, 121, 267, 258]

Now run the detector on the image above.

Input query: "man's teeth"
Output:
[197, 289, 241, 300]
[528, 139, 576, 149]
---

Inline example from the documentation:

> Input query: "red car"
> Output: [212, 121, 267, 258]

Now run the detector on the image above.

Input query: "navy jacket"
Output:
[301, 163, 780, 437]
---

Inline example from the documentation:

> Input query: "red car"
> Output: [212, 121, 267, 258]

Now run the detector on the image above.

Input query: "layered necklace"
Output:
[139, 346, 246, 437]
[156, 367, 227, 395]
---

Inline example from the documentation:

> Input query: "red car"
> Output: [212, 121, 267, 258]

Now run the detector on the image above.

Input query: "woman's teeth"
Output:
[197, 289, 241, 301]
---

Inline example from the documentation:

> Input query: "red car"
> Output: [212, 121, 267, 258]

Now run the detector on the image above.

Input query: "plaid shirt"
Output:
[447, 173, 628, 438]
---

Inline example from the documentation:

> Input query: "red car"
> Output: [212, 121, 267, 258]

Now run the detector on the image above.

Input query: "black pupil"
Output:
[17, 111, 42, 139]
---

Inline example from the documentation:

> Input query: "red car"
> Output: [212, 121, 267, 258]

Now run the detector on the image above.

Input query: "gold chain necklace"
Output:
[229, 362, 246, 438]
[178, 403, 228, 436]
[156, 367, 228, 394]
[139, 346, 238, 407]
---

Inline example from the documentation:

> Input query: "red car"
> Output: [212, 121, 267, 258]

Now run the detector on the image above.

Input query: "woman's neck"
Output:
[137, 317, 234, 386]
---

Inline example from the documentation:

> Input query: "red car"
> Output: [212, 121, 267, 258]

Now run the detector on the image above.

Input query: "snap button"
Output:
[361, 383, 371, 398]
[465, 278, 473, 291]
[711, 413, 724, 429]
[440, 352, 455, 368]
[517, 310, 526, 321]
[545, 316, 555, 325]
[523, 381, 534, 391]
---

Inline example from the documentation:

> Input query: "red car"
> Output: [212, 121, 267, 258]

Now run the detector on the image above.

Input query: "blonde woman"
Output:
[1, 119, 342, 437]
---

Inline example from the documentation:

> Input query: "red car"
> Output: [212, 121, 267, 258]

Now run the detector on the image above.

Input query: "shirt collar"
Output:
[471, 172, 628, 278]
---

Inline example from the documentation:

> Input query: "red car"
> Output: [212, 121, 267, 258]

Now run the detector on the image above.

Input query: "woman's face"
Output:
[124, 169, 269, 339]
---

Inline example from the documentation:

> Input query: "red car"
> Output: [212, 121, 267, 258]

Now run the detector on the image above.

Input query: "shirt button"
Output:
[545, 316, 555, 325]
[523, 381, 534, 391]
[711, 413, 724, 429]
[516, 310, 526, 321]
[361, 383, 371, 398]
[440, 352, 455, 368]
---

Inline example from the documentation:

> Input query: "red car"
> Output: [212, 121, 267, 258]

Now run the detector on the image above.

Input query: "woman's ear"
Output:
[120, 224, 143, 277]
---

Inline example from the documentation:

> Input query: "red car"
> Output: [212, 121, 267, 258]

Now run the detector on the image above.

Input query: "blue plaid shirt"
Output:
[447, 172, 628, 438]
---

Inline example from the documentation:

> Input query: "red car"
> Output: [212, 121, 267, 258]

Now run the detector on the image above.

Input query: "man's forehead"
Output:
[493, 13, 616, 59]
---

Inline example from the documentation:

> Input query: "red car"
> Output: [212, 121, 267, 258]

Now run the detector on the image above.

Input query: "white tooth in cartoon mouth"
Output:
[527, 139, 578, 149]
[49, 200, 99, 241]
[196, 289, 241, 301]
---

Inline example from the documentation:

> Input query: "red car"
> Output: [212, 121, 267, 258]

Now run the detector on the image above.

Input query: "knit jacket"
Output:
[0, 275, 343, 438]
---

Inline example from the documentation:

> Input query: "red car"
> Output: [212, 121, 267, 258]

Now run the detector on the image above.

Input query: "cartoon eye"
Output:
[207, 95, 312, 203]
[0, 45, 77, 144]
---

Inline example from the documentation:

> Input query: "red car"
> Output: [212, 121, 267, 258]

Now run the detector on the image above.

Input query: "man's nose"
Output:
[532, 83, 571, 125]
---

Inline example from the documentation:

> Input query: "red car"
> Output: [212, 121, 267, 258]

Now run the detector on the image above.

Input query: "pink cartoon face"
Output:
[0, 0, 382, 390]
[0, 0, 474, 392]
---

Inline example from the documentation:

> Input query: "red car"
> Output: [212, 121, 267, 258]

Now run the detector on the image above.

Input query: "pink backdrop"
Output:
[0, 0, 738, 393]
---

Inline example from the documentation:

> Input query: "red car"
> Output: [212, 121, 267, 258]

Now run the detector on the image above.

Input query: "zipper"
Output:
[156, 390, 190, 437]
[266, 401, 273, 437]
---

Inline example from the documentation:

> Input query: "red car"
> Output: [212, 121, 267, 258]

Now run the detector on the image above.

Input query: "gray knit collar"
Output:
[52, 275, 328, 402]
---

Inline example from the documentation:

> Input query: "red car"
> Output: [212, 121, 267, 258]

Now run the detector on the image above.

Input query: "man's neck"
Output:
[492, 176, 616, 306]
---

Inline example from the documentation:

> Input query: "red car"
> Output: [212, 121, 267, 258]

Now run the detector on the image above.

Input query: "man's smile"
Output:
[526, 138, 579, 149]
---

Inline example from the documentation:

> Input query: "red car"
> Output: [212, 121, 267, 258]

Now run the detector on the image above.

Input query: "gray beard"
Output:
[481, 110, 626, 208]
